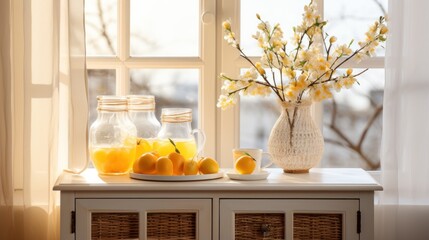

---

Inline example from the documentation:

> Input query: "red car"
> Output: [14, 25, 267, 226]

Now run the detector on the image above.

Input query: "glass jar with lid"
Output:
[89, 96, 137, 175]
[155, 108, 205, 160]
[127, 95, 161, 159]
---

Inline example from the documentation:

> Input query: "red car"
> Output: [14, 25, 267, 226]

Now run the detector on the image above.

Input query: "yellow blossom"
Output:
[311, 85, 333, 102]
[335, 44, 353, 56]
[346, 68, 353, 76]
[248, 84, 272, 96]
[222, 20, 231, 31]
[315, 58, 330, 72]
[333, 80, 343, 92]
[282, 67, 296, 79]
[255, 62, 266, 75]
[329, 36, 337, 44]
[380, 25, 388, 34]
[217, 94, 236, 110]
[282, 55, 291, 67]
[241, 68, 259, 80]
[343, 77, 356, 88]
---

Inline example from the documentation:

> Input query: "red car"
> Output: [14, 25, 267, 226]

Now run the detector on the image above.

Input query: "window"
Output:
[85, 0, 386, 169]
[85, 0, 216, 158]
[222, 0, 387, 169]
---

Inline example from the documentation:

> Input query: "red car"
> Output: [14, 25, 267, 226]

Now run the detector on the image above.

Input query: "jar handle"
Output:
[191, 129, 206, 159]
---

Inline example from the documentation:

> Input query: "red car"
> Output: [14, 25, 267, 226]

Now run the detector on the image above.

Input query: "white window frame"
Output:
[86, 0, 217, 160]
[217, 0, 385, 167]
[86, 0, 385, 168]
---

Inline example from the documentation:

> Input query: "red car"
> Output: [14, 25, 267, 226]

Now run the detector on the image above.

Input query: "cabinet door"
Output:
[220, 199, 359, 240]
[76, 198, 211, 240]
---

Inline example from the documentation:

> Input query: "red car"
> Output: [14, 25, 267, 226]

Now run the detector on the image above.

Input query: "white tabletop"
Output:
[53, 168, 382, 192]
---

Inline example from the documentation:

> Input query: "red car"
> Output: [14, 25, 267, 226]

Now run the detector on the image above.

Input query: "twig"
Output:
[97, 0, 115, 55]
[325, 98, 382, 170]
[357, 105, 383, 149]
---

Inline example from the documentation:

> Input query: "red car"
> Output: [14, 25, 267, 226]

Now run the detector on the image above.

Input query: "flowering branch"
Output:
[217, 0, 388, 110]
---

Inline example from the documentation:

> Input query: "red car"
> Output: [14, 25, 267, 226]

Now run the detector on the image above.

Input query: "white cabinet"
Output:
[54, 168, 381, 240]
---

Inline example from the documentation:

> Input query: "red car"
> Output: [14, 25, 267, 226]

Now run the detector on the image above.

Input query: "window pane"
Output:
[240, 95, 280, 150]
[130, 0, 199, 57]
[322, 69, 384, 170]
[130, 69, 199, 129]
[240, 0, 308, 56]
[85, 0, 117, 56]
[88, 69, 116, 126]
[324, 0, 388, 56]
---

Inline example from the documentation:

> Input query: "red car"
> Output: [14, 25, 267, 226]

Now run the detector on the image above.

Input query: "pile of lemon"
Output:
[133, 151, 219, 176]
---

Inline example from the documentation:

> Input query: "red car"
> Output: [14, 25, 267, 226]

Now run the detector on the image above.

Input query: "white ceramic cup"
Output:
[232, 148, 273, 174]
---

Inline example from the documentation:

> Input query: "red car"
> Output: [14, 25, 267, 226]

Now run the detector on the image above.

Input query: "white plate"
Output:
[226, 171, 270, 181]
[130, 171, 224, 182]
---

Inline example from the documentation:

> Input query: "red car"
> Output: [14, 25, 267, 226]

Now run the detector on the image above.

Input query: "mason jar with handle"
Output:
[89, 96, 137, 175]
[127, 95, 161, 160]
[155, 108, 205, 160]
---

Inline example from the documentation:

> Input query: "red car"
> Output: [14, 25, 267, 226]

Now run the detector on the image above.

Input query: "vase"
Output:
[268, 101, 324, 173]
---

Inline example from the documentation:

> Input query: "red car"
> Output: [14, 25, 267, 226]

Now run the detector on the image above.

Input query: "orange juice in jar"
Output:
[153, 138, 197, 160]
[156, 108, 205, 160]
[90, 145, 136, 175]
[127, 95, 161, 160]
[89, 96, 137, 175]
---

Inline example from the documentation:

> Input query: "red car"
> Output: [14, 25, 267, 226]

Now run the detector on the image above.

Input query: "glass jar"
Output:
[89, 96, 137, 175]
[155, 108, 205, 160]
[127, 95, 161, 159]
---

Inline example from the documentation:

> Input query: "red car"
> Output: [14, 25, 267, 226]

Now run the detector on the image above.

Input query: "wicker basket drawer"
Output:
[147, 212, 196, 240]
[293, 213, 343, 240]
[235, 213, 285, 240]
[91, 212, 139, 239]
[90, 212, 197, 240]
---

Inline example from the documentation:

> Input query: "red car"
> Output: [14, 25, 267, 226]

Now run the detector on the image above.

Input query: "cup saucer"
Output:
[226, 170, 270, 181]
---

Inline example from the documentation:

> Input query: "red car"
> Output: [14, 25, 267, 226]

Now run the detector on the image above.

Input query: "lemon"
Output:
[235, 155, 256, 174]
[183, 160, 199, 175]
[198, 157, 219, 174]
[133, 152, 157, 174]
[168, 152, 185, 175]
[136, 138, 152, 160]
[150, 151, 161, 159]
[156, 157, 174, 176]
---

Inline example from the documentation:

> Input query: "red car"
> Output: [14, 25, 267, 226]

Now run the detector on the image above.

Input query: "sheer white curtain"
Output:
[378, 0, 429, 239]
[0, 0, 87, 239]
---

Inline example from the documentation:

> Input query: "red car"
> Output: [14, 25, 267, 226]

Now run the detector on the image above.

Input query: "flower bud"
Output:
[256, 13, 261, 20]
[346, 68, 353, 76]
[329, 36, 337, 44]
[380, 25, 388, 34]
[222, 20, 231, 31]
[255, 62, 266, 75]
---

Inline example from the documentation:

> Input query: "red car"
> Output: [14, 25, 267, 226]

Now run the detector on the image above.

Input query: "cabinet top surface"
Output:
[53, 168, 382, 192]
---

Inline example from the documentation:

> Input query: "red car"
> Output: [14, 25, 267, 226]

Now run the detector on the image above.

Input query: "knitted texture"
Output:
[268, 102, 324, 172]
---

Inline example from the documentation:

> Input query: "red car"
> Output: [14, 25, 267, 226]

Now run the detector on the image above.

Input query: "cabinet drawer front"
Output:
[294, 213, 342, 240]
[92, 212, 139, 239]
[220, 199, 359, 240]
[235, 213, 285, 239]
[76, 199, 211, 240]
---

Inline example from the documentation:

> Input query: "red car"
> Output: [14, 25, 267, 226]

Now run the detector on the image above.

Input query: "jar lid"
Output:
[161, 108, 192, 123]
[97, 95, 127, 111]
[127, 95, 156, 111]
